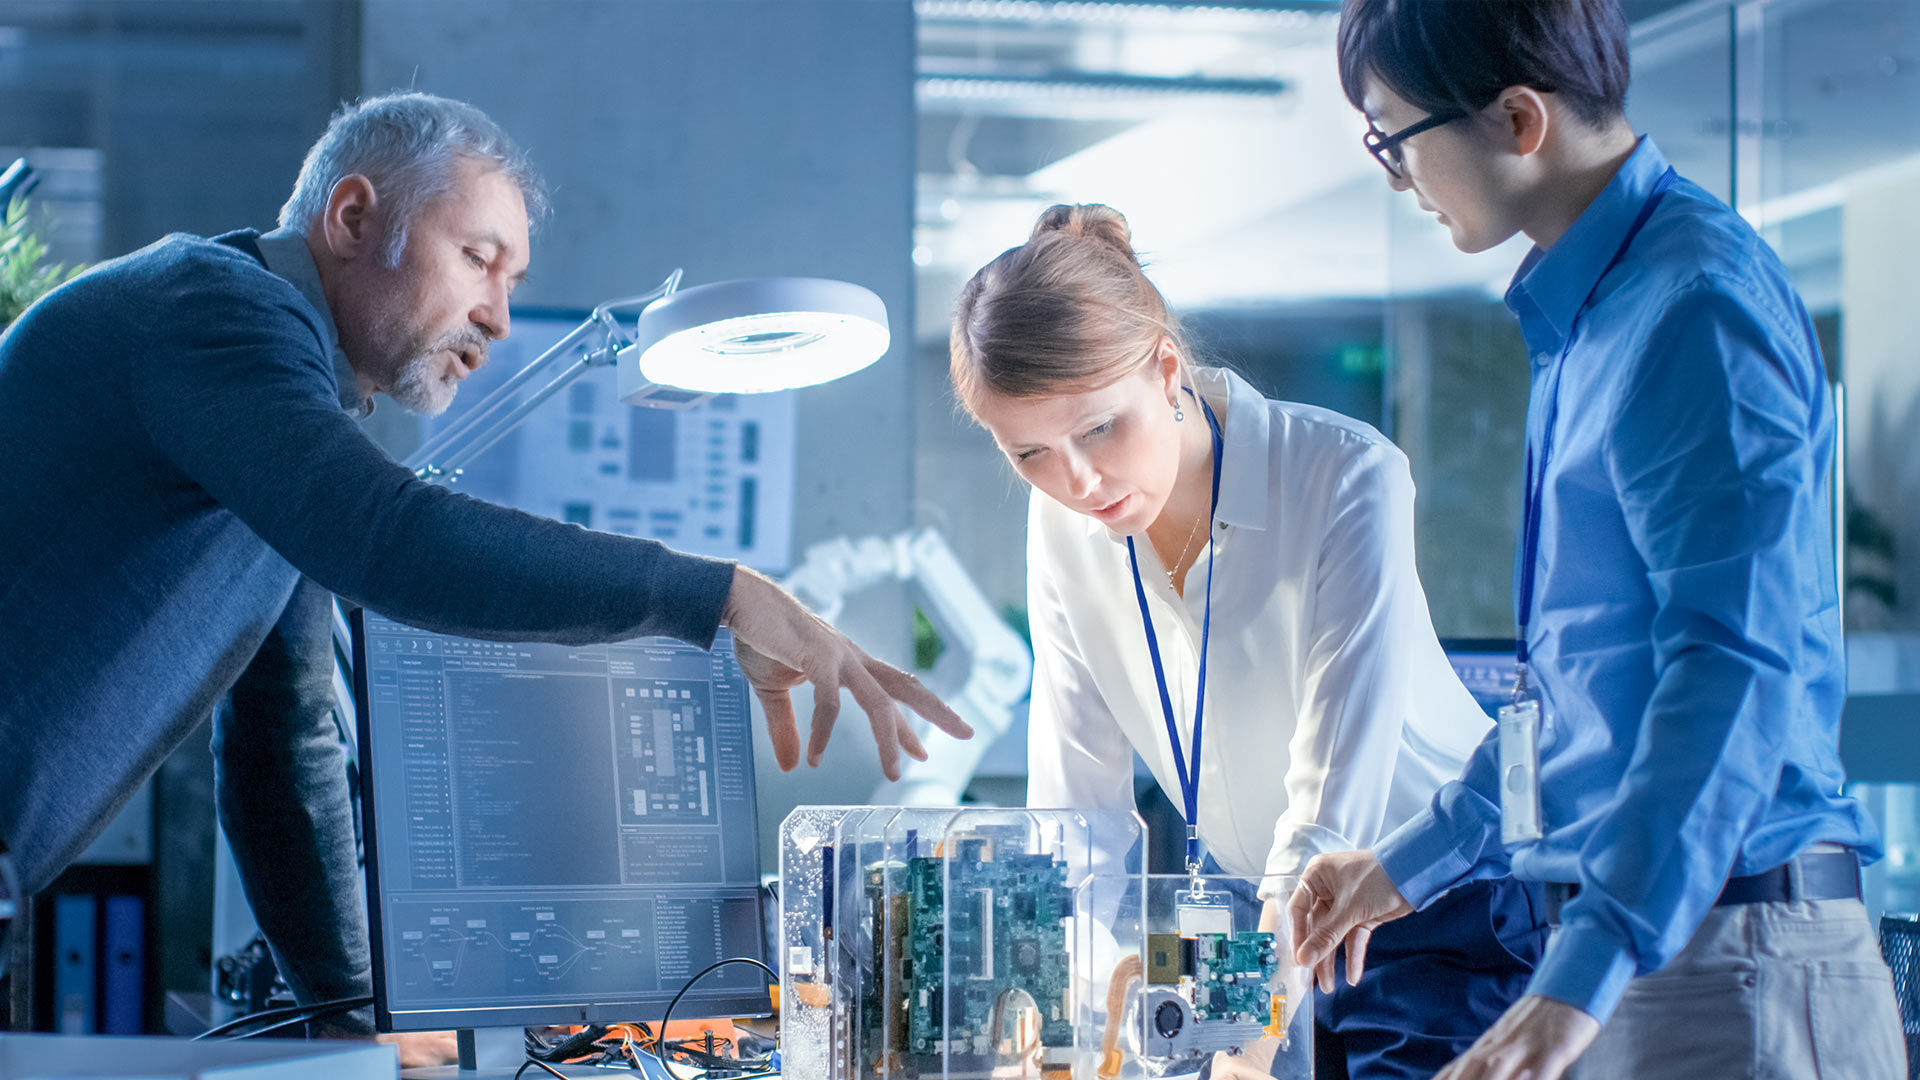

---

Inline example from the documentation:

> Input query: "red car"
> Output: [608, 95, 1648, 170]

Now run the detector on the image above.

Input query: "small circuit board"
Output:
[1149, 931, 1280, 1019]
[1135, 930, 1282, 1068]
[1188, 932, 1278, 1023]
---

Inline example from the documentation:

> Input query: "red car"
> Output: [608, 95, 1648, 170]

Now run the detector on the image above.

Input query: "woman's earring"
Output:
[1173, 403, 1185, 422]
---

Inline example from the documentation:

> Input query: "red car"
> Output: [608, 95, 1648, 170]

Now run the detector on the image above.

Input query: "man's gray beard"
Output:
[389, 349, 456, 416]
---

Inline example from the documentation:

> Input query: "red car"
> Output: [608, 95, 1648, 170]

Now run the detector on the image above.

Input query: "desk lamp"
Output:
[406, 270, 889, 483]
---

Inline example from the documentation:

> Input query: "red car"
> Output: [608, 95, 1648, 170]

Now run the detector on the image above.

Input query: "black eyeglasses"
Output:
[1363, 111, 1464, 179]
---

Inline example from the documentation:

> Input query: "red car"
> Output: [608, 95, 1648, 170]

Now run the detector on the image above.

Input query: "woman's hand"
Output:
[1289, 850, 1413, 992]
[1259, 896, 1314, 1028]
[1211, 1040, 1282, 1079]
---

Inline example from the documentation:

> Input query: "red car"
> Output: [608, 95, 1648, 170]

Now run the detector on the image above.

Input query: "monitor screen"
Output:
[353, 611, 770, 1031]
[1441, 638, 1521, 720]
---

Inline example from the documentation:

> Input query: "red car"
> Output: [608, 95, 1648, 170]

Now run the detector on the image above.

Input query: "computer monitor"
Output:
[352, 610, 771, 1032]
[1441, 638, 1521, 720]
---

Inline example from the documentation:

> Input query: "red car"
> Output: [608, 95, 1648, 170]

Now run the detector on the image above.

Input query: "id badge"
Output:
[1497, 698, 1544, 847]
[1173, 885, 1233, 936]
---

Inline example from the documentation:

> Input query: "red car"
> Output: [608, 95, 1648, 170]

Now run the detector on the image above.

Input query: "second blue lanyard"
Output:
[1517, 167, 1677, 678]
[1127, 393, 1225, 875]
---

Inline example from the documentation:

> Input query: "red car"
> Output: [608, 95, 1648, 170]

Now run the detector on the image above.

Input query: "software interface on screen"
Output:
[357, 612, 766, 1025]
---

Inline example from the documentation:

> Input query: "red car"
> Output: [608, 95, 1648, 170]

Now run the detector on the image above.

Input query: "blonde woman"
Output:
[950, 204, 1544, 1079]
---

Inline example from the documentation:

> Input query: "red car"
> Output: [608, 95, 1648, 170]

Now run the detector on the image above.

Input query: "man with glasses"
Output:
[1290, 2, 1906, 1079]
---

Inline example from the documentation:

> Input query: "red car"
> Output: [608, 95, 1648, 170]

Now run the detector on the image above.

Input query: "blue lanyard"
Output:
[1517, 167, 1677, 681]
[1126, 394, 1224, 876]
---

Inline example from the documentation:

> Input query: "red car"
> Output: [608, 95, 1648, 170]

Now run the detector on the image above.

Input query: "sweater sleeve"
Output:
[126, 265, 735, 648]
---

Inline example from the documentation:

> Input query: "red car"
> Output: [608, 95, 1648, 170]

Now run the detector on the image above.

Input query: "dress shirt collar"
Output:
[254, 227, 375, 419]
[1083, 365, 1271, 540]
[1505, 136, 1670, 353]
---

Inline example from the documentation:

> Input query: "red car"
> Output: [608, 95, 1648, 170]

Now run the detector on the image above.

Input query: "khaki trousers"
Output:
[1569, 898, 1907, 1080]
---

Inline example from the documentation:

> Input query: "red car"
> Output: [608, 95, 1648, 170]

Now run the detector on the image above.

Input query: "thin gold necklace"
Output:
[1164, 507, 1206, 587]
[1162, 413, 1215, 587]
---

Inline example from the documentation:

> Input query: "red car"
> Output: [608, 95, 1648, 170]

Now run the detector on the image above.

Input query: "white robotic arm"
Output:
[781, 528, 1030, 806]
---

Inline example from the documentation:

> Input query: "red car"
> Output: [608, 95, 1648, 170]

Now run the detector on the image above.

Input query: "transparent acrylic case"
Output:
[1079, 874, 1312, 1079]
[778, 806, 1147, 1079]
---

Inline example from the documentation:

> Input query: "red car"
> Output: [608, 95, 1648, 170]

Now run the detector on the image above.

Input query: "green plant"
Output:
[913, 606, 945, 671]
[0, 196, 85, 329]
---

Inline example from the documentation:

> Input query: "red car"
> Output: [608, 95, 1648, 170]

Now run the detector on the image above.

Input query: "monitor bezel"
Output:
[351, 607, 774, 1033]
[1437, 637, 1520, 657]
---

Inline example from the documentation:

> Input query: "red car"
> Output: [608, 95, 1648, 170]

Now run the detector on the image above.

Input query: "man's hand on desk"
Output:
[375, 1031, 459, 1068]
[1432, 994, 1599, 1080]
[722, 566, 973, 782]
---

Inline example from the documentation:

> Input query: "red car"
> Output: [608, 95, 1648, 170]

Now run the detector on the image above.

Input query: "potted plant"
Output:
[0, 193, 86, 331]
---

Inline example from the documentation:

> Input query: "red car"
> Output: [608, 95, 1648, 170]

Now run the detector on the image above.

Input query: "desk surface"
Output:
[0, 1032, 396, 1078]
[403, 1063, 777, 1080]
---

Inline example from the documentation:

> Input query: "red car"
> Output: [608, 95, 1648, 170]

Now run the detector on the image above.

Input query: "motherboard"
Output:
[792, 824, 1289, 1078]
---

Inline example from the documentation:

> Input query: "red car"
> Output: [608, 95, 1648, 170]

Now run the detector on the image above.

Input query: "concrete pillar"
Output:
[360, 0, 918, 859]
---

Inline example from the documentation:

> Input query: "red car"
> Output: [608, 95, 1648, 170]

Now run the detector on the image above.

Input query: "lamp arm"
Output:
[591, 267, 682, 327]
[423, 346, 614, 481]
[406, 315, 601, 471]
[405, 269, 685, 482]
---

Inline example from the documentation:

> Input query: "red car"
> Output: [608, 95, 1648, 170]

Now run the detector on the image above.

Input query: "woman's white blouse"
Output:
[1025, 367, 1492, 891]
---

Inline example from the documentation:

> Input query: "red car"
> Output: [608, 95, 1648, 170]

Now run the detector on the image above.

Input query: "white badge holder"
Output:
[1498, 694, 1545, 847]
[1174, 879, 1235, 936]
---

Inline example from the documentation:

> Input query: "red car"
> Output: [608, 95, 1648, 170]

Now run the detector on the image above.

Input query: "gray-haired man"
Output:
[0, 92, 966, 1035]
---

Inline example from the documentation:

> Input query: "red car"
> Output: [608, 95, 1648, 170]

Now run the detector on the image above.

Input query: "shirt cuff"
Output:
[1374, 805, 1480, 910]
[1261, 824, 1355, 899]
[1267, 823, 1354, 876]
[1526, 920, 1638, 1024]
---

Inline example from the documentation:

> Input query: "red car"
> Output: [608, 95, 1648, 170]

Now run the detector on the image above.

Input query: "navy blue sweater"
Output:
[0, 233, 736, 890]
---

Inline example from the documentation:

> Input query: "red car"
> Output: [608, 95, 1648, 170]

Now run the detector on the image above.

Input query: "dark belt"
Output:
[1543, 848, 1861, 926]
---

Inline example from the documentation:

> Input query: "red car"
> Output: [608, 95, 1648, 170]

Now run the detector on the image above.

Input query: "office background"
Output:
[1, 0, 1915, 1027]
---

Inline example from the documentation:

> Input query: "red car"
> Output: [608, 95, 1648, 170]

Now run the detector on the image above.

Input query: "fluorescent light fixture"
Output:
[619, 276, 890, 401]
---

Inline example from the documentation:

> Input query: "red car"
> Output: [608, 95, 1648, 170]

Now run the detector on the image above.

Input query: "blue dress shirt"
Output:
[1373, 137, 1883, 1023]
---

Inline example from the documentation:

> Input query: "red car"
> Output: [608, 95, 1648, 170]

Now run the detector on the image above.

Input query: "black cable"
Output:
[525, 1024, 608, 1062]
[651, 957, 777, 1077]
[513, 1060, 568, 1079]
[231, 996, 378, 1039]
[191, 995, 374, 1040]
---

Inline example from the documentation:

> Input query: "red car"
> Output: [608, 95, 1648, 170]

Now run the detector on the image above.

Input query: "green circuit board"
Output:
[891, 835, 1075, 1066]
[1189, 931, 1278, 1022]
[1150, 930, 1279, 1023]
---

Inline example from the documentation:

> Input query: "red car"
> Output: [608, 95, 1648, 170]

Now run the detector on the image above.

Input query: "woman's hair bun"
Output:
[1029, 203, 1136, 263]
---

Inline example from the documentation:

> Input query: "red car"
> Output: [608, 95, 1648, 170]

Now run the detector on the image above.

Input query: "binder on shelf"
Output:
[102, 894, 144, 1034]
[52, 894, 95, 1034]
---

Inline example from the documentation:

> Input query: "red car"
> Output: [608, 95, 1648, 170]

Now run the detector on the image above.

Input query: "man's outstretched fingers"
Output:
[896, 717, 929, 762]
[873, 662, 972, 739]
[845, 664, 905, 781]
[806, 679, 842, 768]
[758, 688, 802, 771]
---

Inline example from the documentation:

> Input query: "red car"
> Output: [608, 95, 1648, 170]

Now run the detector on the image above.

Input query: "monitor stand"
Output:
[400, 1026, 530, 1080]
[456, 1027, 522, 1070]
